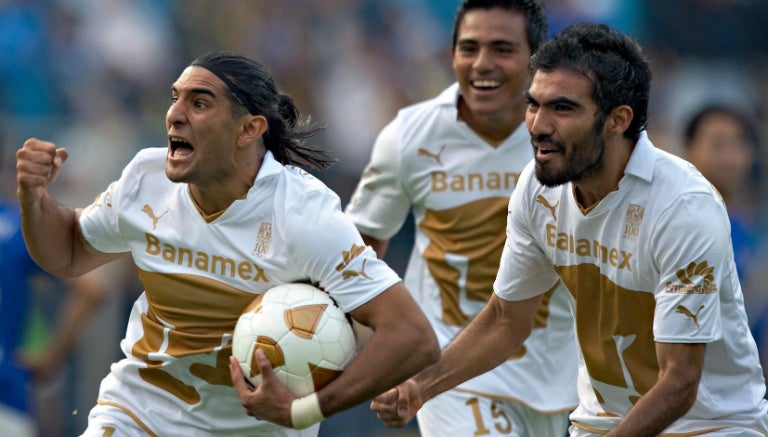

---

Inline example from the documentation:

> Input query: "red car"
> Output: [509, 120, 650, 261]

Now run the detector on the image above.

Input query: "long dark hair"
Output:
[191, 51, 336, 170]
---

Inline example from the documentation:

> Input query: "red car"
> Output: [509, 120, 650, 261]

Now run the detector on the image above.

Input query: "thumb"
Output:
[48, 148, 69, 184]
[254, 348, 275, 380]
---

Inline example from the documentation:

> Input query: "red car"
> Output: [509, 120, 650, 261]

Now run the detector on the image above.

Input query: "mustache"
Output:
[531, 134, 564, 150]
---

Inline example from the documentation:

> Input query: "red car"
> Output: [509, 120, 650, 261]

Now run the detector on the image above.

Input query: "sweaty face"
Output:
[165, 66, 242, 185]
[452, 8, 531, 121]
[525, 70, 606, 187]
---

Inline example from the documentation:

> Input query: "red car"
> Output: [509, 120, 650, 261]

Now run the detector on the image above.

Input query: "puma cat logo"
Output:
[676, 305, 704, 330]
[417, 145, 446, 166]
[536, 195, 559, 221]
[142, 205, 169, 230]
[341, 258, 372, 280]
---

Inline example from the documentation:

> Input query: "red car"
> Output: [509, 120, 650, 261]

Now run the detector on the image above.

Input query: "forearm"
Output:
[417, 294, 533, 401]
[318, 307, 439, 416]
[607, 343, 704, 436]
[19, 190, 82, 276]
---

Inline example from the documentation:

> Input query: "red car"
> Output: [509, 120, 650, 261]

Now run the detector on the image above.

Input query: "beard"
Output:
[533, 119, 606, 188]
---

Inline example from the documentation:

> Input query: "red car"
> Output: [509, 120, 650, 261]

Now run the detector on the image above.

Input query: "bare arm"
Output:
[229, 281, 440, 427]
[372, 292, 543, 427]
[606, 342, 705, 436]
[361, 234, 389, 259]
[16, 138, 123, 277]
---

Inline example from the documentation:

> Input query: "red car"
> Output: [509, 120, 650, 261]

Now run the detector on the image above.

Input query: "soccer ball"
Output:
[232, 283, 358, 397]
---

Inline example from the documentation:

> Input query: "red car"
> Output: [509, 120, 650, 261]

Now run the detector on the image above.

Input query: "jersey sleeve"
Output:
[344, 117, 412, 240]
[651, 192, 728, 343]
[288, 190, 401, 313]
[78, 152, 144, 253]
[494, 165, 560, 301]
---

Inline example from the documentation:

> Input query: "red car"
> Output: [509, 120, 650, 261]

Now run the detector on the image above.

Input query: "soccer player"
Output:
[345, 1, 577, 436]
[371, 23, 768, 436]
[15, 51, 439, 436]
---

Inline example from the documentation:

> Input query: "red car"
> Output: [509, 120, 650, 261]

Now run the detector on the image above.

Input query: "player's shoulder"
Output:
[394, 84, 459, 149]
[126, 147, 167, 175]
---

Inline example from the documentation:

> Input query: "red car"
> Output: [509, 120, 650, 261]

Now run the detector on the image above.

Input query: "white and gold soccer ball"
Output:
[232, 283, 357, 397]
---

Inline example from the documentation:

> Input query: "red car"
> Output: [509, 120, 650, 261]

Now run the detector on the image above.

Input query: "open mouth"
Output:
[169, 136, 193, 157]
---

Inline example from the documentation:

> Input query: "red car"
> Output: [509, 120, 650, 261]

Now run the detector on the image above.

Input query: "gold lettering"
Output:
[546, 224, 556, 247]
[146, 233, 161, 255]
[252, 264, 268, 282]
[178, 247, 193, 268]
[450, 174, 465, 191]
[212, 256, 235, 278]
[432, 171, 447, 192]
[162, 244, 176, 262]
[195, 252, 209, 271]
[468, 173, 483, 191]
[238, 262, 253, 280]
[609, 248, 619, 267]
[487, 172, 501, 189]
[575, 239, 591, 256]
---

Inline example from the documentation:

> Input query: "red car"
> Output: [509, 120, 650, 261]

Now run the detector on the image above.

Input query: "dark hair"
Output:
[190, 51, 335, 170]
[684, 104, 758, 150]
[452, 0, 548, 53]
[530, 23, 651, 142]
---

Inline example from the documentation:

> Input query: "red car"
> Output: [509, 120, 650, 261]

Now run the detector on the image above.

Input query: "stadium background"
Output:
[0, 0, 766, 435]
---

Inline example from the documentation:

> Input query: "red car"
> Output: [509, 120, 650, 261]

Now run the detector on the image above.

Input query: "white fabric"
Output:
[79, 148, 400, 436]
[495, 132, 768, 434]
[346, 83, 578, 413]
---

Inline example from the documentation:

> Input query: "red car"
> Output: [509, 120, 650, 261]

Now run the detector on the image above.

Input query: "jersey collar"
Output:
[623, 131, 655, 183]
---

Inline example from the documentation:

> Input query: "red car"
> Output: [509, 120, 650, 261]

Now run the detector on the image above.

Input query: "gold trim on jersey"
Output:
[571, 420, 732, 436]
[132, 269, 257, 403]
[557, 264, 658, 409]
[96, 400, 160, 437]
[419, 197, 508, 326]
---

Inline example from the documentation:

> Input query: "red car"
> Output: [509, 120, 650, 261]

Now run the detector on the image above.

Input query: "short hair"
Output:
[452, 0, 548, 53]
[684, 104, 758, 150]
[190, 51, 335, 170]
[530, 23, 651, 141]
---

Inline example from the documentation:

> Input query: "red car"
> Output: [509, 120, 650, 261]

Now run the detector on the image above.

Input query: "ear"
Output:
[237, 115, 268, 147]
[606, 105, 634, 136]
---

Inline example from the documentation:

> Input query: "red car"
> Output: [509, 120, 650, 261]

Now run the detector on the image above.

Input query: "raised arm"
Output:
[372, 291, 543, 427]
[16, 138, 123, 277]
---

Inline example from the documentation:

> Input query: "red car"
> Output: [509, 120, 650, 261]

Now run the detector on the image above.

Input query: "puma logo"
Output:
[536, 195, 559, 221]
[341, 258, 372, 280]
[676, 305, 704, 330]
[142, 205, 169, 230]
[417, 145, 446, 166]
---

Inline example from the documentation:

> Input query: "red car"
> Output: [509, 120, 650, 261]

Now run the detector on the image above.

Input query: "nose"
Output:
[473, 47, 494, 71]
[166, 100, 187, 127]
[526, 108, 550, 137]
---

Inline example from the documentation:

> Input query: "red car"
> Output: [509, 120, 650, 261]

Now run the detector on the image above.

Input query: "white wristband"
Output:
[290, 393, 325, 429]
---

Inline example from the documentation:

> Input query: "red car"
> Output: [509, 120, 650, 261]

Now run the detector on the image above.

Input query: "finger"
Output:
[370, 387, 398, 411]
[48, 148, 69, 184]
[254, 348, 274, 378]
[396, 384, 410, 417]
[229, 356, 249, 397]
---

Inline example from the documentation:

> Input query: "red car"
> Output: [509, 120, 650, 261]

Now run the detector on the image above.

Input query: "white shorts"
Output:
[416, 389, 570, 437]
[79, 403, 320, 437]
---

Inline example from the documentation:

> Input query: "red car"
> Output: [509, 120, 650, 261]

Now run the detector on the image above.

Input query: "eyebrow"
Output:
[524, 91, 581, 108]
[171, 85, 217, 99]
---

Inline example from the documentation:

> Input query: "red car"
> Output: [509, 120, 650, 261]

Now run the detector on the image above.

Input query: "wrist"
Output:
[290, 393, 324, 429]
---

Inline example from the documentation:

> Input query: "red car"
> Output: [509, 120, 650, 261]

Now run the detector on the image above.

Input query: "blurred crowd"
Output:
[0, 0, 766, 435]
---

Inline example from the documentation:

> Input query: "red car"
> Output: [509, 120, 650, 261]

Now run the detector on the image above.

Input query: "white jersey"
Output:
[79, 148, 400, 436]
[346, 84, 578, 412]
[496, 132, 768, 434]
